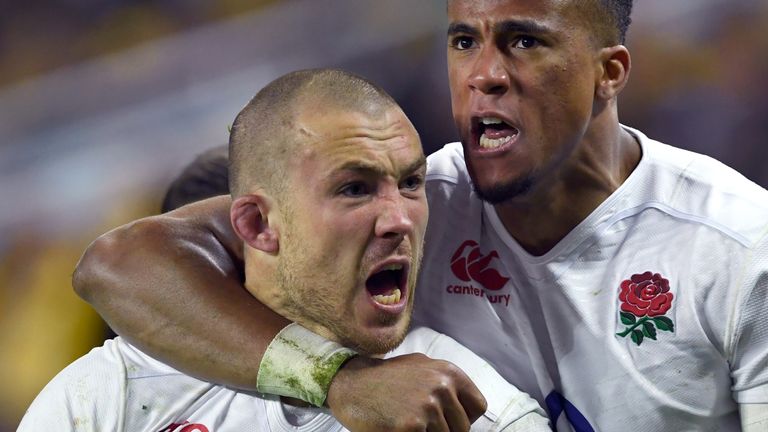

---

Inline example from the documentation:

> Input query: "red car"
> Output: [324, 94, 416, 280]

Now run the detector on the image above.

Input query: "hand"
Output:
[326, 353, 487, 431]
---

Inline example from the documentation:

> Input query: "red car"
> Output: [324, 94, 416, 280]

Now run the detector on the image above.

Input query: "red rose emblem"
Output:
[616, 271, 675, 346]
[618, 271, 674, 317]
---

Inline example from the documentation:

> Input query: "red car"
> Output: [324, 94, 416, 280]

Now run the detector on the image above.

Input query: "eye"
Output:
[512, 36, 539, 49]
[339, 182, 369, 197]
[451, 36, 475, 50]
[400, 174, 424, 192]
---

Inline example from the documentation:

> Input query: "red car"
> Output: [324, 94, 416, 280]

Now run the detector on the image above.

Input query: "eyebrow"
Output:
[447, 19, 553, 38]
[447, 22, 480, 38]
[333, 155, 427, 178]
[402, 156, 428, 176]
[495, 19, 552, 36]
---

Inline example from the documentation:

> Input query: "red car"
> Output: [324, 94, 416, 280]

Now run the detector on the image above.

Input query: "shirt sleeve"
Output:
[396, 327, 550, 431]
[741, 403, 768, 431]
[17, 340, 126, 431]
[730, 232, 768, 403]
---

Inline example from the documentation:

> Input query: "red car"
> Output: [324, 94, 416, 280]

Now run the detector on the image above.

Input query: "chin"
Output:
[347, 320, 411, 356]
[473, 176, 534, 204]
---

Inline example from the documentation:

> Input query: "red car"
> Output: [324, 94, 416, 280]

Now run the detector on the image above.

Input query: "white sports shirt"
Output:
[19, 327, 549, 431]
[412, 127, 768, 431]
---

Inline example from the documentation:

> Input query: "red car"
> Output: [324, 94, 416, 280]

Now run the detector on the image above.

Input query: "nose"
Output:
[467, 45, 509, 95]
[375, 193, 414, 240]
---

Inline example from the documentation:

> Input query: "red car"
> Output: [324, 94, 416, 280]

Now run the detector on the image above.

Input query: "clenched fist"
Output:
[326, 353, 487, 432]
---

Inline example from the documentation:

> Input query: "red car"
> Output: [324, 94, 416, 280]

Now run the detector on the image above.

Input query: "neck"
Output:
[494, 121, 640, 256]
[244, 254, 343, 345]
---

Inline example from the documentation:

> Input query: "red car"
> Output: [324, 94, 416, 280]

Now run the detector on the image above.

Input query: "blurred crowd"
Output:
[1, 0, 767, 429]
[623, 1, 768, 187]
[0, 0, 276, 87]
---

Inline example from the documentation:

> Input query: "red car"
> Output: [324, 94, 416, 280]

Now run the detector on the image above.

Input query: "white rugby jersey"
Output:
[19, 327, 548, 431]
[412, 127, 768, 431]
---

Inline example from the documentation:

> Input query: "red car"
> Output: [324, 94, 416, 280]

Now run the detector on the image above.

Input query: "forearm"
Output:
[73, 196, 289, 389]
[71, 196, 490, 430]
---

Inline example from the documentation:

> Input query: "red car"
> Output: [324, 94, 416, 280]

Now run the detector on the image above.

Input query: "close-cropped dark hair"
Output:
[228, 68, 397, 199]
[604, 0, 633, 44]
[446, 0, 633, 45]
[161, 145, 229, 213]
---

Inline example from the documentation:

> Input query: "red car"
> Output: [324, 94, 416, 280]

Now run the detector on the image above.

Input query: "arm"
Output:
[73, 195, 290, 389]
[74, 195, 487, 431]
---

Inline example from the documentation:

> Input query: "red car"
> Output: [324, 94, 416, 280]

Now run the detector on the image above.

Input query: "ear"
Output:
[230, 193, 279, 254]
[595, 45, 631, 100]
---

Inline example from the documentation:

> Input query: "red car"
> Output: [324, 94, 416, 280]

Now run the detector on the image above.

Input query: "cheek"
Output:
[411, 200, 429, 236]
[447, 62, 469, 115]
[553, 58, 596, 112]
[447, 56, 461, 87]
[535, 66, 593, 133]
[299, 211, 345, 255]
[318, 211, 370, 254]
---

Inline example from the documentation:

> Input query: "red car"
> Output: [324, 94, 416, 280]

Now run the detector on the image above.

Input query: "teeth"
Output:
[479, 134, 513, 149]
[481, 117, 503, 125]
[382, 264, 403, 271]
[373, 288, 401, 305]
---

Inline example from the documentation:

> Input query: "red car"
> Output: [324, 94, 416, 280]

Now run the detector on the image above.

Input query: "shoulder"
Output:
[18, 338, 129, 430]
[629, 127, 768, 248]
[424, 143, 484, 227]
[18, 338, 218, 431]
[426, 142, 469, 185]
[627, 129, 768, 376]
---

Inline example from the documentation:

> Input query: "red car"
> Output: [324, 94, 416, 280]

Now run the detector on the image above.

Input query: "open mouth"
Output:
[474, 116, 519, 150]
[366, 263, 408, 306]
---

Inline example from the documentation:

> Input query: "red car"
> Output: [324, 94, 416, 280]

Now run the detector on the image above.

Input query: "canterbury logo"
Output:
[450, 240, 509, 291]
[158, 421, 209, 432]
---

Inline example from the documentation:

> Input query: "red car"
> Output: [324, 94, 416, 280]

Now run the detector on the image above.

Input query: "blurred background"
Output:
[0, 0, 766, 428]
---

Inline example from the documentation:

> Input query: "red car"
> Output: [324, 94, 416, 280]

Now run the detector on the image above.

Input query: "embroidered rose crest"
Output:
[616, 271, 675, 346]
